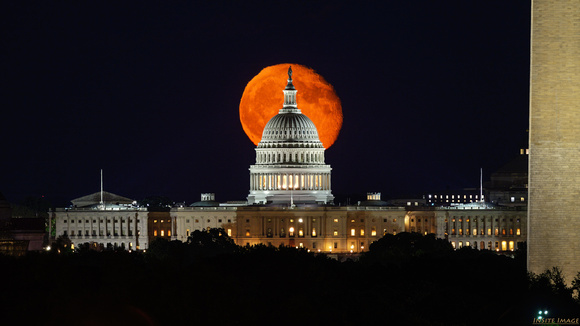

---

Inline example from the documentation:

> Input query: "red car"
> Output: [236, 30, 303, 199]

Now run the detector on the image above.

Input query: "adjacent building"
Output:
[51, 191, 148, 250]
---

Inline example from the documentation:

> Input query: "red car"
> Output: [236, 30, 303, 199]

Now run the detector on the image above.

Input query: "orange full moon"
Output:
[239, 63, 343, 149]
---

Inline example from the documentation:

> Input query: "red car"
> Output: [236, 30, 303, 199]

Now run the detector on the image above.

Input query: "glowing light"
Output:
[239, 63, 343, 149]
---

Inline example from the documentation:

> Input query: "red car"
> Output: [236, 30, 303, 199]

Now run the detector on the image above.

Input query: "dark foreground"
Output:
[1, 231, 579, 326]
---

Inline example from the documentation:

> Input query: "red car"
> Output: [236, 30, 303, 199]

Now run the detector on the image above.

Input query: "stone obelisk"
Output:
[528, 0, 580, 282]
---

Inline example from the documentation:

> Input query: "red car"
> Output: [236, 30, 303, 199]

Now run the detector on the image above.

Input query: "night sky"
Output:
[1, 1, 531, 207]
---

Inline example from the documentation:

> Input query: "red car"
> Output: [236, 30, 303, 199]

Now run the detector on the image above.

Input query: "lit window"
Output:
[298, 218, 303, 223]
[351, 229, 355, 236]
[154, 230, 157, 236]
[333, 219, 338, 223]
[245, 230, 250, 237]
[290, 219, 294, 223]
[488, 228, 492, 236]
[520, 197, 525, 202]
[451, 241, 456, 249]
[501, 241, 507, 251]
[227, 228, 232, 237]
[333, 230, 338, 236]
[168, 230, 171, 237]
[458, 241, 463, 248]
[289, 227, 295, 237]
[495, 228, 499, 236]
[360, 229, 364, 236]
[160, 220, 164, 223]
[510, 197, 515, 202]
[371, 227, 376, 236]
[509, 241, 514, 251]
[160, 230, 164, 237]
[473, 229, 477, 236]
[466, 241, 470, 247]
[298, 229, 304, 237]
[517, 228, 521, 236]
[312, 228, 317, 237]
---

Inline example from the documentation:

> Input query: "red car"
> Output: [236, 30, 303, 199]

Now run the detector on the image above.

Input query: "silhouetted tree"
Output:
[186, 227, 237, 256]
[52, 234, 72, 254]
[360, 232, 453, 266]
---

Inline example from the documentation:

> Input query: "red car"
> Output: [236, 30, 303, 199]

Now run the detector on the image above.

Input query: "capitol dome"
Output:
[259, 113, 322, 144]
[247, 67, 333, 205]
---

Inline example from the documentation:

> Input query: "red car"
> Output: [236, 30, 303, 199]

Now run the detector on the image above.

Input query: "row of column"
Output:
[250, 172, 331, 191]
[64, 214, 139, 237]
[256, 151, 324, 164]
[446, 220, 521, 236]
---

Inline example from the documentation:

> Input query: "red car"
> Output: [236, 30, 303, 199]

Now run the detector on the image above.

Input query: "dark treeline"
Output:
[1, 230, 579, 326]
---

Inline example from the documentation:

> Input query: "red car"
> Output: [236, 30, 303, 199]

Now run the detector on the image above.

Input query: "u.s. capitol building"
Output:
[51, 68, 526, 253]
